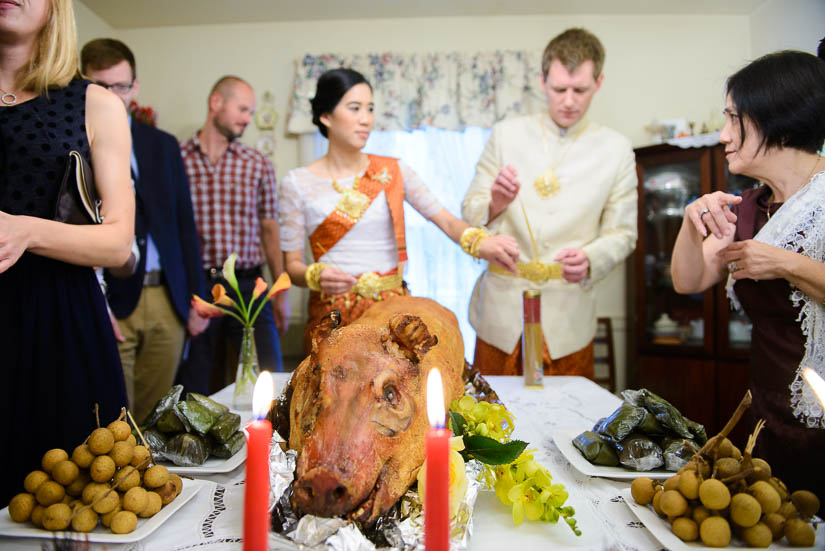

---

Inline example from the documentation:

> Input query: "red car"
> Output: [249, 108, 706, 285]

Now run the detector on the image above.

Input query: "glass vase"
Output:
[233, 326, 260, 410]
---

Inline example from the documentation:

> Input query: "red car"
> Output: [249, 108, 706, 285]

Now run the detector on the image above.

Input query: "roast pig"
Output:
[286, 296, 465, 525]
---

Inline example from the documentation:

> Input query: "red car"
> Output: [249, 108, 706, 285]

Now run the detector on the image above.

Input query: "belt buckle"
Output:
[143, 270, 163, 286]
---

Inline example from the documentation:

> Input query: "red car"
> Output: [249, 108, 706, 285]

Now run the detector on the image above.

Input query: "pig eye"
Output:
[383, 383, 399, 406]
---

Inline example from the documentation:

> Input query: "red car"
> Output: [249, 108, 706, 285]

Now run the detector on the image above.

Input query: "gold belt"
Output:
[490, 260, 563, 284]
[352, 271, 403, 299]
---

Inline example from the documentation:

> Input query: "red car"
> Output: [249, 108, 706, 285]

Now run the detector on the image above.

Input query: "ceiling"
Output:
[79, 0, 769, 29]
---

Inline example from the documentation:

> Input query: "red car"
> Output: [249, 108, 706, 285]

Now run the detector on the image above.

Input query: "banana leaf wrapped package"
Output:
[636, 409, 666, 436]
[136, 386, 245, 464]
[211, 431, 245, 459]
[596, 403, 647, 442]
[661, 438, 701, 471]
[156, 409, 186, 434]
[187, 392, 230, 418]
[164, 433, 210, 467]
[176, 400, 219, 436]
[209, 412, 241, 444]
[572, 430, 620, 466]
[142, 428, 168, 457]
[614, 434, 664, 471]
[572, 388, 706, 472]
[141, 384, 183, 427]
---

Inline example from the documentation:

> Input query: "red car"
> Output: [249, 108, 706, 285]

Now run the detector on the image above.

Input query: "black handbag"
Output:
[53, 150, 103, 224]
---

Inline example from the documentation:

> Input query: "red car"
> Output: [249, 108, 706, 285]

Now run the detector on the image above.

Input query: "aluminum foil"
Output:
[266, 429, 483, 551]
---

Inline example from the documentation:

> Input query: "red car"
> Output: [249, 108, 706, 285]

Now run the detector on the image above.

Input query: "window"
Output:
[314, 126, 492, 360]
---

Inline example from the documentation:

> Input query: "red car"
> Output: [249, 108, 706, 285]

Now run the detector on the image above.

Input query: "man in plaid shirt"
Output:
[177, 76, 288, 393]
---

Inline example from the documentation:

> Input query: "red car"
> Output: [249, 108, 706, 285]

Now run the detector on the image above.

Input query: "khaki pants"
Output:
[117, 286, 185, 422]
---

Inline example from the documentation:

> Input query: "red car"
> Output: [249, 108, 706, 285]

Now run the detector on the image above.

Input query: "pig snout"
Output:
[294, 466, 355, 516]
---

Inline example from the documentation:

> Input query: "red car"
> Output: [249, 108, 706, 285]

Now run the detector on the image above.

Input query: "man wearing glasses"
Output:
[81, 39, 207, 422]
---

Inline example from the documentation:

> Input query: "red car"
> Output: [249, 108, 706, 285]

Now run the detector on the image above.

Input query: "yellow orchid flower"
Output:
[416, 440, 469, 518]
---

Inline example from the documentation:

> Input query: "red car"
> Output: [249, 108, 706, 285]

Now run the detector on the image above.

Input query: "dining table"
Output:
[1, 374, 821, 550]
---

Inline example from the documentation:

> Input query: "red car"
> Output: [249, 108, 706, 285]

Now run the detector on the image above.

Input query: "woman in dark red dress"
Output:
[671, 50, 825, 513]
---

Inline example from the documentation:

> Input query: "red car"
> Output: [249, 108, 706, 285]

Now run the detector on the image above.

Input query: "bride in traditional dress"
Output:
[278, 68, 518, 351]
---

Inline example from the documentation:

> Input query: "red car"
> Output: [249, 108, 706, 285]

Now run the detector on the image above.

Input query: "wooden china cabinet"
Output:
[627, 142, 759, 445]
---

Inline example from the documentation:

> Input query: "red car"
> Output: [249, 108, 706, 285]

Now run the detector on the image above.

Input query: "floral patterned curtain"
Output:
[287, 50, 546, 134]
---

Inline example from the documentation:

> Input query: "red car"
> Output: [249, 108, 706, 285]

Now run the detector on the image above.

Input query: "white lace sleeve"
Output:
[400, 160, 443, 219]
[277, 169, 306, 252]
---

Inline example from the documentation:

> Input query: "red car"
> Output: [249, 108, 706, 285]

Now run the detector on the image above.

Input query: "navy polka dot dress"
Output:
[0, 79, 127, 506]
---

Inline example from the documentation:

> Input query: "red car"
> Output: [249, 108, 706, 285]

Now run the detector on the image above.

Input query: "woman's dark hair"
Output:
[726, 50, 825, 154]
[310, 68, 372, 138]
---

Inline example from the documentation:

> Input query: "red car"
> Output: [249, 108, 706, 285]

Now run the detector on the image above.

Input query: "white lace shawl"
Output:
[726, 171, 825, 429]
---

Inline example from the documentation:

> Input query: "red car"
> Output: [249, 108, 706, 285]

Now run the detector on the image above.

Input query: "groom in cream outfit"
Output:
[462, 28, 637, 377]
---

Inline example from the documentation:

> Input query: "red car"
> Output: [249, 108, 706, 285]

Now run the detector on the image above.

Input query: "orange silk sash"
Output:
[309, 154, 407, 263]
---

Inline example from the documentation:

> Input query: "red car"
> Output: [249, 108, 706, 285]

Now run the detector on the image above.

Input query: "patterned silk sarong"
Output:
[473, 336, 594, 378]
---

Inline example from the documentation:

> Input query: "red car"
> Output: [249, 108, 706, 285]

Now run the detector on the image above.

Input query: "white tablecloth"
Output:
[2, 375, 817, 550]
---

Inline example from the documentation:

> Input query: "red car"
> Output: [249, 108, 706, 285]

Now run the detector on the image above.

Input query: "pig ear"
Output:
[386, 313, 438, 363]
[311, 310, 342, 353]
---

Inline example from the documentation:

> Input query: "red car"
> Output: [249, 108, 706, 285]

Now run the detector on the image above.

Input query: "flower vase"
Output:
[233, 326, 260, 410]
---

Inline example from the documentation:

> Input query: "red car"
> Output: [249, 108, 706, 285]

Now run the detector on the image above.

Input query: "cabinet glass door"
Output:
[635, 146, 714, 355]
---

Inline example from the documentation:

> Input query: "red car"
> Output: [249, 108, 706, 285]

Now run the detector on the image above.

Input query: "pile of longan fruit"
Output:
[631, 437, 820, 548]
[7, 418, 183, 535]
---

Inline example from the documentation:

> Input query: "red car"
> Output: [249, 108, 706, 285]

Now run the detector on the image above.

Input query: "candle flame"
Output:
[427, 368, 445, 428]
[252, 370, 274, 420]
[802, 368, 825, 409]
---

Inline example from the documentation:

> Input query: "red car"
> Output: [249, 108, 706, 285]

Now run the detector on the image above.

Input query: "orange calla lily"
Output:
[211, 284, 236, 307]
[265, 272, 292, 300]
[252, 277, 268, 300]
[191, 294, 226, 319]
[191, 255, 292, 327]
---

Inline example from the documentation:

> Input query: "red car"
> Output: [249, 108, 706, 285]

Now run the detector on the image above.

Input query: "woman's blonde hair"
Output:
[19, 0, 80, 93]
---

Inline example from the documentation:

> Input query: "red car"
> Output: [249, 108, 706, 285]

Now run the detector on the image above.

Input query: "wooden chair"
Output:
[593, 317, 616, 393]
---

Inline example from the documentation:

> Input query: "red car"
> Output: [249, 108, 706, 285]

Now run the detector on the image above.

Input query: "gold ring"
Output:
[728, 262, 738, 272]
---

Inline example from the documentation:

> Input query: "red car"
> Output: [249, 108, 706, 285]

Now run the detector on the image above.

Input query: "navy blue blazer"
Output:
[105, 120, 206, 321]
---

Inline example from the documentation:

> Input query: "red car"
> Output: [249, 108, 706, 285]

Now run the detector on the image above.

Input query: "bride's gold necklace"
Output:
[329, 158, 370, 221]
[534, 117, 589, 199]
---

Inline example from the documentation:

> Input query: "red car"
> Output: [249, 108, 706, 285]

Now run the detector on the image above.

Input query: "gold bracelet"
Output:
[460, 227, 491, 259]
[304, 262, 330, 292]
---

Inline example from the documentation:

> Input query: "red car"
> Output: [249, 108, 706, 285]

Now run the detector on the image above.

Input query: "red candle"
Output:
[425, 368, 450, 551]
[243, 371, 274, 551]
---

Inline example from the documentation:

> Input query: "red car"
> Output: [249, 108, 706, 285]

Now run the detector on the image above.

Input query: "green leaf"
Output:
[462, 435, 527, 465]
[448, 410, 467, 437]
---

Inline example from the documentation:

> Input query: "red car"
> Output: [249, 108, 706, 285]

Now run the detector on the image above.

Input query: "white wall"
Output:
[109, 14, 752, 165]
[82, 7, 810, 384]
[750, 0, 824, 59]
[74, 0, 112, 46]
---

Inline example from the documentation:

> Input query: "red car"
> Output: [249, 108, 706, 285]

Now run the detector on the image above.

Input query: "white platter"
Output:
[165, 442, 247, 475]
[620, 487, 824, 550]
[0, 477, 206, 544]
[552, 427, 672, 480]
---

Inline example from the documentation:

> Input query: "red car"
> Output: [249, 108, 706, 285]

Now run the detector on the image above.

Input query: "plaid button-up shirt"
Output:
[181, 133, 278, 270]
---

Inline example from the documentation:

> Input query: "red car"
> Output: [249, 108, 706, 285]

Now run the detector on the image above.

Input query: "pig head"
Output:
[288, 296, 465, 525]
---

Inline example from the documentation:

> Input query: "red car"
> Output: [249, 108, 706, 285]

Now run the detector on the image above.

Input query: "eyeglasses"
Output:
[97, 80, 134, 94]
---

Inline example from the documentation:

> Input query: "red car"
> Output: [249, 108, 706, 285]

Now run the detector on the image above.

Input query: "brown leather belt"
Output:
[143, 270, 165, 286]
